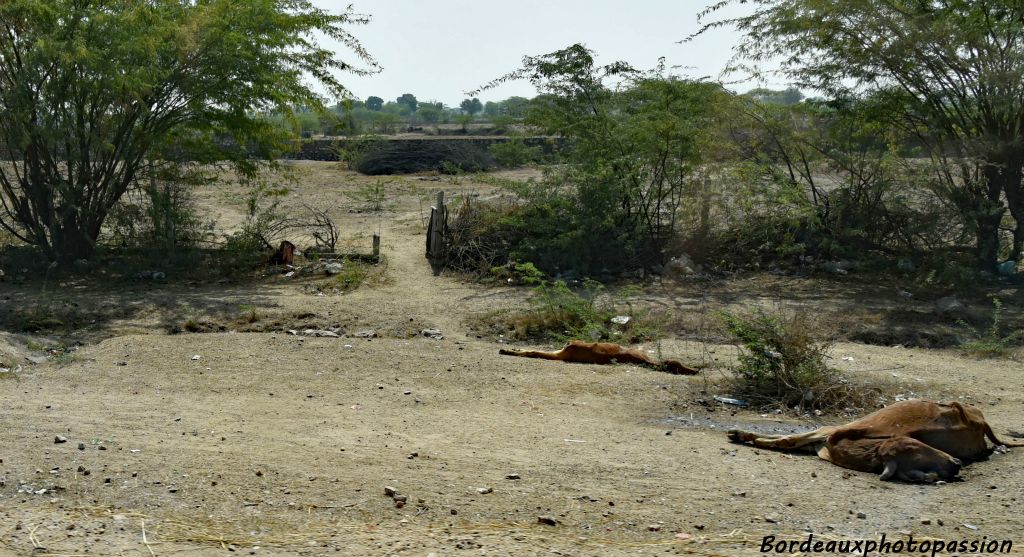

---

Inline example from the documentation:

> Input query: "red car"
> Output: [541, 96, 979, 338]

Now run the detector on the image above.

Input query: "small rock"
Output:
[647, 524, 662, 532]
[764, 515, 779, 523]
[54, 436, 68, 444]
[476, 487, 493, 494]
[403, 390, 412, 395]
[921, 518, 931, 525]
[324, 262, 344, 275]
[856, 512, 867, 519]
[191, 355, 201, 361]
[421, 328, 443, 339]
[352, 330, 377, 338]
[26, 355, 49, 364]
[505, 474, 521, 480]
[392, 494, 408, 503]
[77, 443, 85, 451]
[935, 296, 966, 317]
[537, 515, 558, 526]
[407, 452, 418, 459]
[302, 329, 339, 338]
[450, 508, 458, 515]
[384, 486, 397, 497]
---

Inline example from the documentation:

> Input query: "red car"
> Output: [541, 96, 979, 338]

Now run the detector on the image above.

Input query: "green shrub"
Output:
[489, 139, 540, 168]
[720, 308, 884, 411]
[478, 276, 659, 343]
[959, 299, 1024, 358]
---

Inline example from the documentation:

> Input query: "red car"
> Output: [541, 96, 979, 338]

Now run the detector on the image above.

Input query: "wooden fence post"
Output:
[426, 191, 446, 262]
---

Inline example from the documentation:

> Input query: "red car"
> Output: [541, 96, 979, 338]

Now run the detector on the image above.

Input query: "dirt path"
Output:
[1, 164, 1023, 556]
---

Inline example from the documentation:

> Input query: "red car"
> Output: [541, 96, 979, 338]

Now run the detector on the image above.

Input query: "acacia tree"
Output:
[0, 0, 376, 264]
[477, 45, 728, 272]
[698, 0, 1024, 269]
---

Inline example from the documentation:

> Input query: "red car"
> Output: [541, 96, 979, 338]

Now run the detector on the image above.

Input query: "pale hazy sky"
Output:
[311, 1, 764, 107]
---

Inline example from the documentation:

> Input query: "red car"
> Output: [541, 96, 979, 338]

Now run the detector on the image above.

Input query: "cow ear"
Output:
[880, 460, 898, 481]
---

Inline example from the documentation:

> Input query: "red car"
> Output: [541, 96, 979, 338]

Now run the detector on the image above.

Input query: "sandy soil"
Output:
[1, 162, 1023, 556]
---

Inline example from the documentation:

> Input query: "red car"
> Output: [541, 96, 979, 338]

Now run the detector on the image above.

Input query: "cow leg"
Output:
[498, 348, 565, 361]
[728, 428, 831, 453]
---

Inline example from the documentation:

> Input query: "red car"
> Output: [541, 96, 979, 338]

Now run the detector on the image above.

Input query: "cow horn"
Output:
[880, 461, 898, 481]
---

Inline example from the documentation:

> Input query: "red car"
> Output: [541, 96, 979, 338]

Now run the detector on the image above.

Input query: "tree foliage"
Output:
[460, 98, 483, 116]
[697, 0, 1024, 269]
[365, 95, 384, 111]
[0, 0, 375, 263]
[396, 93, 418, 114]
[473, 45, 729, 273]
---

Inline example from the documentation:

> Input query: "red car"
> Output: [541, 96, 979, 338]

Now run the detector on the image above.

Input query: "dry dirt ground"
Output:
[1, 162, 1023, 556]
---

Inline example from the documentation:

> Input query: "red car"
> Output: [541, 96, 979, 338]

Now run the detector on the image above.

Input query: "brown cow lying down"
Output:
[499, 340, 698, 375]
[728, 399, 1023, 482]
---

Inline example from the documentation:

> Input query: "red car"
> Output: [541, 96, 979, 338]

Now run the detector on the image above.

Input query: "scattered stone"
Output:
[476, 487, 493, 494]
[856, 512, 867, 519]
[302, 329, 339, 338]
[384, 486, 397, 497]
[26, 355, 49, 365]
[450, 508, 458, 515]
[421, 328, 444, 339]
[403, 390, 412, 395]
[352, 330, 377, 338]
[648, 524, 662, 532]
[394, 499, 406, 509]
[823, 260, 853, 274]
[54, 436, 67, 444]
[664, 254, 696, 277]
[505, 474, 521, 480]
[764, 515, 779, 524]
[77, 443, 85, 451]
[324, 262, 345, 275]
[934, 297, 966, 317]
[392, 494, 408, 503]
[191, 355, 201, 361]
[407, 452, 418, 459]
[921, 518, 931, 525]
[537, 515, 558, 526]
[610, 315, 631, 325]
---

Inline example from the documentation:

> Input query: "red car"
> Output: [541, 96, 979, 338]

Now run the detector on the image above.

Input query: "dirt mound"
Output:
[354, 140, 496, 175]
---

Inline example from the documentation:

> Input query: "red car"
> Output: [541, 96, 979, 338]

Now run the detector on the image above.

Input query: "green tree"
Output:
[417, 104, 444, 124]
[698, 1, 1024, 269]
[0, 0, 376, 264]
[460, 98, 483, 116]
[477, 45, 728, 272]
[366, 95, 384, 111]
[396, 93, 418, 114]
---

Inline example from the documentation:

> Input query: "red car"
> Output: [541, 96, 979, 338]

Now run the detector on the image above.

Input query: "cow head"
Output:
[878, 437, 962, 482]
[661, 359, 698, 375]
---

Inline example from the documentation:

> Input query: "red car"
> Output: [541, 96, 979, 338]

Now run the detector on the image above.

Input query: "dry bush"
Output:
[720, 307, 891, 412]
